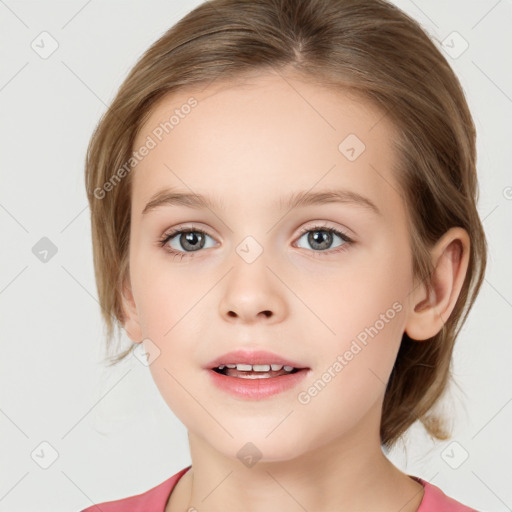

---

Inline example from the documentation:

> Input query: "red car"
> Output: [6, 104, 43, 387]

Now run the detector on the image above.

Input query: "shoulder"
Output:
[412, 476, 478, 512]
[78, 466, 191, 512]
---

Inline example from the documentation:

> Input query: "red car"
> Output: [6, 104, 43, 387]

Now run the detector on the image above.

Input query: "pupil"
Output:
[182, 232, 204, 251]
[309, 230, 331, 250]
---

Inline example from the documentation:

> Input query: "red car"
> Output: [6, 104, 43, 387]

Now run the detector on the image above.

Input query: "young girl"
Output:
[82, 0, 486, 510]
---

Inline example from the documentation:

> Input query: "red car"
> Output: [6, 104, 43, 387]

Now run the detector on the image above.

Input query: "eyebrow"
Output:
[141, 187, 380, 216]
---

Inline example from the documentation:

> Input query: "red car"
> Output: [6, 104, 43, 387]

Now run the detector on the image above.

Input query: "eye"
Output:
[158, 223, 354, 260]
[158, 226, 217, 258]
[295, 225, 353, 254]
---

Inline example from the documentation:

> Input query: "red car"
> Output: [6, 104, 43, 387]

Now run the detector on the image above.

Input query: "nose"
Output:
[218, 255, 288, 325]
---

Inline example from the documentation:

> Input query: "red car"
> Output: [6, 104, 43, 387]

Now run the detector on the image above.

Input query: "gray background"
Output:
[1, 1, 511, 511]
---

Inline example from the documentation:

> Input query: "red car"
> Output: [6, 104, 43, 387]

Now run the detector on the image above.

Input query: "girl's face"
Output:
[124, 71, 416, 462]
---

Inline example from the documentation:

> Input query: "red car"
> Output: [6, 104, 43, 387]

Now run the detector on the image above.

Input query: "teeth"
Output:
[252, 364, 270, 372]
[216, 363, 297, 372]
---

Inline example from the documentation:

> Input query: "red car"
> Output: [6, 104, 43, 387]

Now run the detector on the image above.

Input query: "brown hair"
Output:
[84, 0, 487, 448]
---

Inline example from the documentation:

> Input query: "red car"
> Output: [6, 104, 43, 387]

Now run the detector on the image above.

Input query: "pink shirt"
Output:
[79, 465, 477, 511]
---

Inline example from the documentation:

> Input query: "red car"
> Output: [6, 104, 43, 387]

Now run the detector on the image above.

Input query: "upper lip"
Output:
[205, 349, 309, 369]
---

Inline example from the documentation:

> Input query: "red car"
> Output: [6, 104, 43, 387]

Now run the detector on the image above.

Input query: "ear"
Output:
[120, 273, 144, 344]
[405, 227, 470, 341]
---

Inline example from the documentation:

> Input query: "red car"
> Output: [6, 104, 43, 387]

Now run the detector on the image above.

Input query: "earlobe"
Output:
[405, 227, 470, 341]
[120, 276, 144, 344]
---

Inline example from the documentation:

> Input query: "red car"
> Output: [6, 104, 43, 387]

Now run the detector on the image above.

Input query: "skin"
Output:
[121, 69, 470, 512]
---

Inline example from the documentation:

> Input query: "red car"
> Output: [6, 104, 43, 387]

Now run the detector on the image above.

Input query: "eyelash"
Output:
[157, 224, 354, 261]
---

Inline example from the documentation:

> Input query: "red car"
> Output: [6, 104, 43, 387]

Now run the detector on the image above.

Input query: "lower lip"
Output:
[206, 368, 310, 400]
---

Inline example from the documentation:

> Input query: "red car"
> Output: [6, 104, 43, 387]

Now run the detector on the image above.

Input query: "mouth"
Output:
[205, 350, 311, 399]
[211, 363, 305, 379]
[207, 365, 310, 399]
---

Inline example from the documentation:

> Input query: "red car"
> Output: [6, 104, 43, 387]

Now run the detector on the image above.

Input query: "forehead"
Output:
[131, 71, 402, 216]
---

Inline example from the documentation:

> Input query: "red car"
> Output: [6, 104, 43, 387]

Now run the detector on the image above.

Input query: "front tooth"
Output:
[252, 364, 270, 372]
[271, 364, 283, 371]
[236, 363, 252, 371]
[283, 365, 294, 371]
[226, 364, 237, 368]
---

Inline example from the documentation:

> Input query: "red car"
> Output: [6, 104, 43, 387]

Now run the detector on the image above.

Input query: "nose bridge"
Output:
[234, 234, 266, 266]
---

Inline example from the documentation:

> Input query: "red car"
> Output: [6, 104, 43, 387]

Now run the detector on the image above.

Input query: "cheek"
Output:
[306, 247, 411, 344]
[302, 250, 410, 399]
[131, 251, 208, 337]
[293, 303, 406, 449]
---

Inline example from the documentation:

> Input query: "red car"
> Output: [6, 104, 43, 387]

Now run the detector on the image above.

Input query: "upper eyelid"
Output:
[164, 223, 349, 235]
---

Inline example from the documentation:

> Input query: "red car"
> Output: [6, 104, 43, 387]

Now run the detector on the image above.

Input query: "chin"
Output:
[207, 428, 310, 465]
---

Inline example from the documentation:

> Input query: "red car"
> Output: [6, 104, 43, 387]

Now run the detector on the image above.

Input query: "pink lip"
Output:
[204, 349, 308, 369]
[206, 367, 310, 400]
[204, 349, 311, 400]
